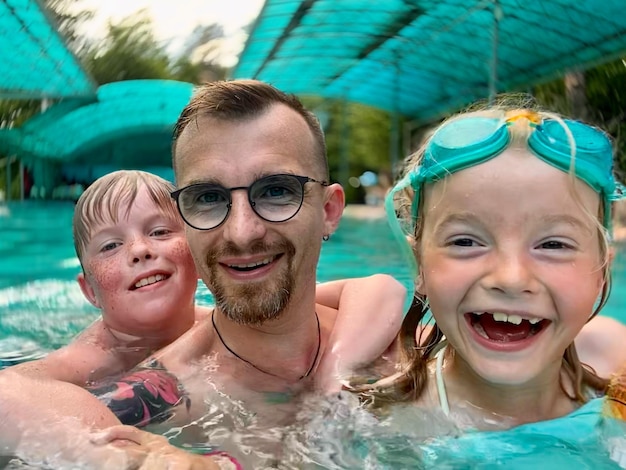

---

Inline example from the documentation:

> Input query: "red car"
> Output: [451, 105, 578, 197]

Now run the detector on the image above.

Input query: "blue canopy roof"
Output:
[0, 80, 195, 165]
[0, 0, 96, 99]
[234, 0, 626, 121]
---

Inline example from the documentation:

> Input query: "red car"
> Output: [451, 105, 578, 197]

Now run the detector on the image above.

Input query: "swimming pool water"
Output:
[1, 201, 626, 469]
[1, 200, 626, 359]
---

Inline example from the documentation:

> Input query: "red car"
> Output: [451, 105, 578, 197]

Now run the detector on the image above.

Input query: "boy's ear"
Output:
[77, 272, 101, 309]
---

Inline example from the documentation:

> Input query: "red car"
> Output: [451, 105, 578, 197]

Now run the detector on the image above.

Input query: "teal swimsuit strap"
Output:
[435, 344, 450, 416]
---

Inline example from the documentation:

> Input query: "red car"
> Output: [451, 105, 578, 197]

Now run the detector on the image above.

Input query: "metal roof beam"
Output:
[253, 0, 317, 78]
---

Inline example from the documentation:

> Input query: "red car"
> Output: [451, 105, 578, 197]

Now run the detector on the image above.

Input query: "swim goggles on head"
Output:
[385, 111, 626, 314]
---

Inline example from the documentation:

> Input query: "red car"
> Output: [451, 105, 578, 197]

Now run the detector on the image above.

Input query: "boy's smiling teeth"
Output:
[134, 274, 167, 289]
[228, 256, 275, 270]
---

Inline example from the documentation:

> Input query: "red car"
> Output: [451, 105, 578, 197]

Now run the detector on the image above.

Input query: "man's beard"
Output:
[206, 240, 296, 325]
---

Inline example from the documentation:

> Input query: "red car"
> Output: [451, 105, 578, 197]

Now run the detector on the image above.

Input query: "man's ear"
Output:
[322, 183, 345, 236]
[77, 272, 101, 309]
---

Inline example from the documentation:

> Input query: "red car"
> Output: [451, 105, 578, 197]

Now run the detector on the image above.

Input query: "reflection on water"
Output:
[138, 389, 621, 469]
[0, 279, 99, 366]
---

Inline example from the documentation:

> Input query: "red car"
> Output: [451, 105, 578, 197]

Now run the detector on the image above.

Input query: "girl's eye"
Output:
[539, 240, 567, 250]
[451, 238, 476, 247]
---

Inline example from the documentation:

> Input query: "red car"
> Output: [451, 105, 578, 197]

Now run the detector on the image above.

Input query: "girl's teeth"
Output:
[492, 312, 508, 322]
[488, 312, 536, 325]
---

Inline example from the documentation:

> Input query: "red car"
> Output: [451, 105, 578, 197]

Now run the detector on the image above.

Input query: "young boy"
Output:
[9, 170, 405, 389]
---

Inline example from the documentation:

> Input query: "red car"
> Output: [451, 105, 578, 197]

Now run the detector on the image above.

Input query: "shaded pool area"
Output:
[1, 201, 626, 467]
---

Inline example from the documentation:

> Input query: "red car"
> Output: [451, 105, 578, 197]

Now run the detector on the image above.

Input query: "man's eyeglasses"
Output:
[171, 174, 329, 230]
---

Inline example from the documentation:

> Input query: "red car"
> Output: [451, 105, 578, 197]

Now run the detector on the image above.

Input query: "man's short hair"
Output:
[172, 79, 329, 179]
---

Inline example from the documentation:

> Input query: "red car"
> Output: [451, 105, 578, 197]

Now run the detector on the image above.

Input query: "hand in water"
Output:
[604, 363, 626, 469]
[90, 426, 226, 470]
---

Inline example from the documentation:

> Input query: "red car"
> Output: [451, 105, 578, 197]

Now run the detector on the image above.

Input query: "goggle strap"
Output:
[609, 182, 626, 202]
[384, 175, 418, 317]
[604, 181, 626, 233]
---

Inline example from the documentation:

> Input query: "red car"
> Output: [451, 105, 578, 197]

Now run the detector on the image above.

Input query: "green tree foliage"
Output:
[81, 12, 228, 85]
[302, 97, 394, 203]
[82, 10, 171, 84]
[534, 58, 626, 175]
[43, 0, 94, 54]
[586, 59, 626, 174]
[170, 24, 228, 83]
[0, 99, 42, 129]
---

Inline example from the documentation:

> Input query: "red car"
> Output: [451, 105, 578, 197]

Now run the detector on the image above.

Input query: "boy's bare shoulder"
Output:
[12, 324, 116, 385]
[73, 317, 116, 347]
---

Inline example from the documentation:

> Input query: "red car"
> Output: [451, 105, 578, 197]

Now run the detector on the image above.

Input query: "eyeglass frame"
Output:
[170, 173, 329, 230]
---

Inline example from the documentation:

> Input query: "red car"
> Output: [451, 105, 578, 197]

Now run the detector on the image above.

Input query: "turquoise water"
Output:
[1, 201, 626, 468]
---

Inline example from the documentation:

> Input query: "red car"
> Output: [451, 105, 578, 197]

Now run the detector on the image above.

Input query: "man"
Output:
[0, 80, 399, 468]
[85, 79, 352, 456]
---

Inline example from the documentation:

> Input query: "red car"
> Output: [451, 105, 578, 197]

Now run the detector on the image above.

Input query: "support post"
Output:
[489, 0, 502, 104]
[5, 156, 10, 202]
[19, 160, 24, 201]
[339, 99, 350, 188]
[390, 47, 401, 178]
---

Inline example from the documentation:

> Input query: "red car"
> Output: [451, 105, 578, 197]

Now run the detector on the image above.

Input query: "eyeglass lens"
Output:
[176, 174, 309, 230]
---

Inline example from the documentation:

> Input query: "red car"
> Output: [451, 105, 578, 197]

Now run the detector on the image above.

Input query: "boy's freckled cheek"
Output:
[88, 261, 123, 290]
[173, 240, 194, 262]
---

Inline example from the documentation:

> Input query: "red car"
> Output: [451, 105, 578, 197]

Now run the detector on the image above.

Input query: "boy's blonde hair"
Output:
[73, 170, 180, 265]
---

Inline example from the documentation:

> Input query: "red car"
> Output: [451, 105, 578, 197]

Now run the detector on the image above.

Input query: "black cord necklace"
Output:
[212, 311, 321, 381]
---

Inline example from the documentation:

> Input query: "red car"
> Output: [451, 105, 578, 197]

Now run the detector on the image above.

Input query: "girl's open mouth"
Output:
[467, 312, 550, 343]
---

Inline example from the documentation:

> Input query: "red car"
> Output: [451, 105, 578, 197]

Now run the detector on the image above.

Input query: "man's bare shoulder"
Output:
[577, 315, 626, 377]
[315, 303, 339, 333]
[84, 315, 219, 429]
[194, 305, 213, 321]
[151, 313, 216, 370]
[86, 357, 189, 427]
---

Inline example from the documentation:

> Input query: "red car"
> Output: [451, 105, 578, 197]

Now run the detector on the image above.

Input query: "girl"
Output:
[357, 105, 626, 465]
